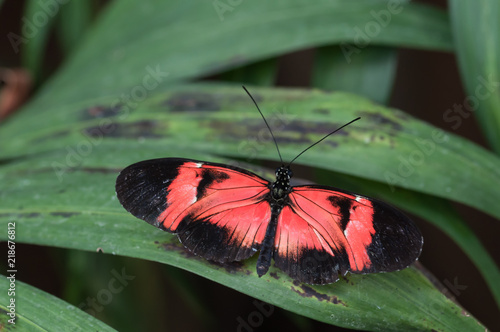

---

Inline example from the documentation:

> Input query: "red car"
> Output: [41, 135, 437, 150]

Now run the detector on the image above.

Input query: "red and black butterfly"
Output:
[116, 87, 423, 284]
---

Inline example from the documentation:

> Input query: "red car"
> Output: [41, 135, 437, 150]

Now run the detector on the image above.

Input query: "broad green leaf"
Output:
[3, 85, 497, 219]
[22, 0, 59, 85]
[218, 58, 278, 86]
[0, 84, 496, 330]
[0, 152, 485, 331]
[449, 1, 500, 154]
[312, 46, 397, 104]
[17, 0, 452, 111]
[0, 275, 116, 331]
[0, 1, 494, 330]
[57, 251, 190, 331]
[57, 0, 93, 56]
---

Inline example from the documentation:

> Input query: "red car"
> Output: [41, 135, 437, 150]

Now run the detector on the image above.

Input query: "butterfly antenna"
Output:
[242, 86, 283, 164]
[288, 117, 361, 166]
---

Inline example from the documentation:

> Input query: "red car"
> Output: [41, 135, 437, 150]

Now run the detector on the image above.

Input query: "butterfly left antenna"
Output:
[242, 86, 284, 164]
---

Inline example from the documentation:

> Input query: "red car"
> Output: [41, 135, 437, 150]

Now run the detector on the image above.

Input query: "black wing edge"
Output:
[363, 198, 423, 273]
[115, 158, 186, 227]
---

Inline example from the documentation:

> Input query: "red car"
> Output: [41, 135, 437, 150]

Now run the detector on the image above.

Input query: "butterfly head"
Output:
[271, 165, 293, 200]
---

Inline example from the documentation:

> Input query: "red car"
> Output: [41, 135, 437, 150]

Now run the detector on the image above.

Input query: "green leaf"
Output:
[21, 0, 59, 85]
[0, 275, 116, 331]
[312, 46, 397, 104]
[217, 58, 278, 86]
[57, 0, 93, 56]
[0, 1, 494, 329]
[0, 155, 486, 331]
[449, 1, 500, 153]
[0, 84, 495, 330]
[20, 0, 451, 110]
[4, 84, 498, 219]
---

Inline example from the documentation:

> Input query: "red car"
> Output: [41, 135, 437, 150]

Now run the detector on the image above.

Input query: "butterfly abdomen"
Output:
[256, 204, 282, 277]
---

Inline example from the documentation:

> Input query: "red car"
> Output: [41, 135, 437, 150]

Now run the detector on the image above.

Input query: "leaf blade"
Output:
[0, 276, 117, 331]
[16, 0, 452, 109]
[450, 0, 500, 153]
[1, 83, 497, 330]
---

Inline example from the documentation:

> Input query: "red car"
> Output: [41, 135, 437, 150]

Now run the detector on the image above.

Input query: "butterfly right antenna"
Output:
[288, 117, 361, 167]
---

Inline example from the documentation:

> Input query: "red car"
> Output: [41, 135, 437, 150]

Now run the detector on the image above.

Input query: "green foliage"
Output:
[0, 277, 116, 331]
[449, 0, 500, 153]
[0, 0, 498, 331]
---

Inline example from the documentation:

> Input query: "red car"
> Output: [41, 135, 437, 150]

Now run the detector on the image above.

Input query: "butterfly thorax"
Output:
[270, 166, 293, 201]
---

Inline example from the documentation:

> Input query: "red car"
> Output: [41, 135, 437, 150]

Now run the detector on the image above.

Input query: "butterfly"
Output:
[115, 87, 423, 284]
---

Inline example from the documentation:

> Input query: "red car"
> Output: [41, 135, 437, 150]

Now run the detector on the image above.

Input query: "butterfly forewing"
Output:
[116, 158, 272, 262]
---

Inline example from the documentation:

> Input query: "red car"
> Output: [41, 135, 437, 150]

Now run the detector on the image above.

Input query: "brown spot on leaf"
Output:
[209, 260, 248, 274]
[358, 111, 403, 131]
[82, 105, 122, 120]
[284, 121, 350, 137]
[160, 241, 197, 259]
[209, 118, 343, 148]
[50, 212, 79, 218]
[83, 120, 163, 139]
[227, 91, 263, 104]
[269, 272, 280, 280]
[312, 108, 330, 115]
[165, 92, 220, 112]
[300, 285, 331, 301]
[0, 307, 17, 330]
[331, 296, 345, 306]
[291, 284, 346, 306]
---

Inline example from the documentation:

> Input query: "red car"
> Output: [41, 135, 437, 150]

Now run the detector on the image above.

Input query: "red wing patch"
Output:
[116, 158, 271, 262]
[273, 186, 422, 284]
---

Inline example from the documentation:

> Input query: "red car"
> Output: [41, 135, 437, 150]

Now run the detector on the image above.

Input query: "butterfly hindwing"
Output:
[273, 186, 422, 284]
[116, 158, 272, 262]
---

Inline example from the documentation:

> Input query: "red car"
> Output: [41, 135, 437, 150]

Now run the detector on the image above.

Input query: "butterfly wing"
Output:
[274, 185, 423, 284]
[116, 158, 272, 262]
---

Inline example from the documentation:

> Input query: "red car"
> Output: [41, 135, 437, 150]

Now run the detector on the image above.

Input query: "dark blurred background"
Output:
[1, 0, 498, 331]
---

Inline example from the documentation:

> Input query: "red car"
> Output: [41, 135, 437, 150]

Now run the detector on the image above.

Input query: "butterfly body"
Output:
[116, 158, 423, 284]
